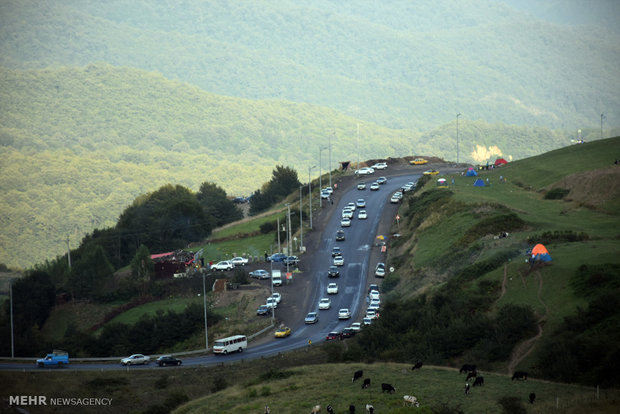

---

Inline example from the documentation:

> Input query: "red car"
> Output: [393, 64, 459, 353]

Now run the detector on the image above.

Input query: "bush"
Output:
[527, 230, 589, 244]
[211, 376, 228, 393]
[497, 396, 526, 414]
[456, 212, 525, 246]
[259, 220, 277, 234]
[571, 263, 620, 298]
[381, 274, 400, 294]
[142, 392, 189, 414]
[544, 188, 570, 199]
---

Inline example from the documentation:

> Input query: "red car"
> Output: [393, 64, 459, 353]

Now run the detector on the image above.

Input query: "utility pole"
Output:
[299, 186, 303, 252]
[308, 166, 315, 229]
[456, 113, 461, 164]
[66, 237, 72, 269]
[286, 203, 292, 276]
[319, 146, 327, 207]
[601, 113, 605, 140]
[202, 273, 208, 350]
[10, 279, 14, 358]
[329, 131, 333, 188]
[277, 216, 281, 253]
[357, 123, 360, 168]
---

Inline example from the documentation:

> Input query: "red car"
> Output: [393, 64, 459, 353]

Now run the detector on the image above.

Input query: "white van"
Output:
[272, 270, 282, 286]
[213, 335, 247, 355]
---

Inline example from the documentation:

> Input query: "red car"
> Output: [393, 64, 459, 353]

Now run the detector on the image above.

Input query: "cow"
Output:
[464, 382, 470, 395]
[310, 404, 321, 414]
[362, 378, 371, 389]
[353, 370, 364, 382]
[473, 376, 484, 387]
[349, 405, 356, 414]
[403, 395, 420, 407]
[411, 360, 423, 370]
[512, 371, 528, 381]
[529, 392, 536, 404]
[381, 383, 396, 393]
[466, 370, 478, 382]
[327, 405, 334, 414]
[366, 404, 374, 414]
[460, 364, 476, 373]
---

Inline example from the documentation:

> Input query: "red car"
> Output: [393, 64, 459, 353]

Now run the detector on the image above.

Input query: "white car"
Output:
[211, 260, 234, 271]
[333, 255, 344, 266]
[321, 190, 330, 199]
[375, 263, 386, 277]
[390, 194, 400, 204]
[370, 297, 381, 307]
[338, 308, 352, 319]
[366, 309, 378, 319]
[363, 317, 372, 325]
[340, 217, 351, 227]
[356, 198, 366, 208]
[358, 210, 367, 220]
[354, 167, 374, 175]
[342, 208, 353, 219]
[319, 298, 332, 310]
[357, 182, 366, 190]
[372, 162, 388, 170]
[266, 297, 278, 309]
[368, 303, 380, 312]
[327, 283, 339, 294]
[369, 290, 380, 300]
[270, 292, 281, 304]
[346, 202, 356, 211]
[230, 257, 248, 266]
[324, 187, 333, 195]
[249, 269, 270, 279]
[121, 354, 150, 366]
[370, 182, 380, 191]
[350, 322, 362, 332]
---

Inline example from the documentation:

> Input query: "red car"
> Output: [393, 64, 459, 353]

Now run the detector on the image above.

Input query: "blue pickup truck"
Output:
[37, 351, 69, 368]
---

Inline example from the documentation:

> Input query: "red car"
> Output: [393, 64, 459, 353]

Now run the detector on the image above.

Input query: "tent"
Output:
[494, 158, 508, 167]
[466, 168, 478, 177]
[473, 178, 485, 187]
[531, 244, 552, 262]
[437, 178, 448, 188]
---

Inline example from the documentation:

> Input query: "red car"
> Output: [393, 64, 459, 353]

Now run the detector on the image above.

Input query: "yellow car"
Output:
[423, 169, 440, 175]
[410, 158, 428, 165]
[274, 327, 291, 338]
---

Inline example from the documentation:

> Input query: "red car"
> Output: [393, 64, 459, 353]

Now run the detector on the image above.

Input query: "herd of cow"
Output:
[305, 363, 535, 413]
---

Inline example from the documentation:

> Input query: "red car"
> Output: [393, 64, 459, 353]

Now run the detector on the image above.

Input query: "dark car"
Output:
[336, 230, 345, 241]
[368, 284, 379, 294]
[283, 256, 300, 266]
[340, 327, 356, 339]
[267, 253, 287, 262]
[156, 355, 182, 367]
[331, 246, 342, 257]
[256, 305, 271, 315]
[326, 331, 341, 341]
[328, 266, 340, 278]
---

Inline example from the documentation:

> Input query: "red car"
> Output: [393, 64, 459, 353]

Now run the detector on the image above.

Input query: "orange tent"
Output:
[531, 244, 552, 262]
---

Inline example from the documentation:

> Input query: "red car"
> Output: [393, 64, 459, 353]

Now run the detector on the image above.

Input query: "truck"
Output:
[36, 350, 69, 368]
[271, 269, 282, 286]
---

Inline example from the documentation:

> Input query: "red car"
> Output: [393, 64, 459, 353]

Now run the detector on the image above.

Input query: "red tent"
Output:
[494, 158, 508, 166]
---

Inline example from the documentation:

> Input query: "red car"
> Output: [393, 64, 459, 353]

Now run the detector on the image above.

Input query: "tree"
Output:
[5, 271, 55, 336]
[68, 244, 115, 299]
[130, 244, 155, 295]
[249, 165, 301, 214]
[196, 181, 242, 226]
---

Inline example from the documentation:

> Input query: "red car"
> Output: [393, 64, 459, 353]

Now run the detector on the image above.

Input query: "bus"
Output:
[212, 335, 247, 355]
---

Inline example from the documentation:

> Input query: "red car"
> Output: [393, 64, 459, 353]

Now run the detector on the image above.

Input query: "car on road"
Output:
[423, 169, 440, 175]
[211, 261, 234, 271]
[323, 187, 333, 195]
[341, 208, 353, 219]
[305, 312, 319, 324]
[319, 298, 332, 310]
[369, 290, 380, 300]
[328, 265, 340, 278]
[156, 355, 182, 367]
[376, 176, 387, 185]
[230, 257, 248, 266]
[358, 210, 367, 220]
[375, 263, 386, 278]
[283, 256, 300, 266]
[368, 303, 380, 312]
[338, 308, 352, 319]
[372, 162, 388, 170]
[410, 158, 428, 165]
[366, 309, 378, 319]
[256, 305, 271, 315]
[266, 253, 287, 262]
[265, 297, 278, 309]
[356, 198, 366, 208]
[370, 182, 380, 191]
[270, 292, 281, 304]
[401, 183, 414, 192]
[275, 327, 292, 338]
[363, 317, 373, 325]
[331, 246, 342, 257]
[333, 255, 344, 266]
[340, 327, 356, 339]
[370, 297, 381, 307]
[390, 193, 401, 204]
[327, 283, 339, 294]
[321, 189, 330, 199]
[346, 202, 356, 211]
[326, 331, 341, 341]
[350, 322, 362, 332]
[121, 354, 150, 366]
[336, 230, 345, 241]
[249, 269, 270, 279]
[357, 182, 366, 190]
[340, 217, 351, 227]
[354, 167, 374, 176]
[368, 284, 379, 294]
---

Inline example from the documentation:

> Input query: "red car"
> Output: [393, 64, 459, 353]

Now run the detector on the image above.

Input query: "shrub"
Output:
[381, 274, 400, 294]
[211, 376, 228, 393]
[544, 188, 570, 199]
[527, 230, 589, 244]
[571, 263, 620, 298]
[259, 221, 276, 234]
[456, 212, 525, 246]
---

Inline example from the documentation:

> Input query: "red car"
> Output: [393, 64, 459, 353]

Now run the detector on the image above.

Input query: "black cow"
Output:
[327, 405, 335, 414]
[460, 364, 476, 373]
[381, 383, 396, 394]
[466, 370, 478, 382]
[353, 370, 364, 382]
[362, 378, 371, 389]
[411, 360, 423, 370]
[349, 405, 356, 414]
[529, 392, 536, 404]
[512, 371, 528, 381]
[473, 376, 484, 387]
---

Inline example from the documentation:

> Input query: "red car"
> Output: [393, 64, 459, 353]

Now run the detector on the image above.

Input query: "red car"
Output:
[325, 331, 341, 341]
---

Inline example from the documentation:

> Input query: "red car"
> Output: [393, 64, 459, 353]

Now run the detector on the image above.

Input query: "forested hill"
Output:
[1, 0, 618, 131]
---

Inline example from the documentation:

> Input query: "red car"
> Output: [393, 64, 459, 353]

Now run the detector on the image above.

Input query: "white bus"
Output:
[212, 335, 248, 355]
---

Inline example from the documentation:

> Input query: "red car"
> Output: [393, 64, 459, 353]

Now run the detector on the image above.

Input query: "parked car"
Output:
[363, 317, 373, 325]
[121, 354, 150, 366]
[375, 263, 386, 278]
[249, 269, 270, 279]
[336, 230, 346, 241]
[265, 297, 278, 309]
[326, 331, 341, 341]
[274, 327, 292, 338]
[350, 322, 362, 332]
[376, 176, 388, 184]
[319, 298, 332, 310]
[156, 355, 182, 367]
[410, 158, 428, 165]
[356, 198, 366, 208]
[340, 327, 356, 338]
[368, 303, 380, 312]
[390, 193, 400, 204]
[358, 210, 367, 220]
[372, 162, 388, 170]
[370, 297, 381, 307]
[338, 308, 352, 319]
[270, 292, 281, 304]
[283, 256, 300, 266]
[327, 283, 339, 294]
[333, 255, 344, 266]
[366, 309, 378, 319]
[357, 182, 366, 190]
[230, 257, 248, 266]
[331, 246, 342, 257]
[369, 289, 380, 300]
[424, 169, 440, 175]
[340, 217, 351, 227]
[256, 305, 271, 315]
[321, 190, 330, 199]
[354, 167, 374, 175]
[267, 253, 287, 262]
[368, 284, 379, 294]
[305, 312, 319, 324]
[211, 261, 234, 271]
[328, 265, 340, 278]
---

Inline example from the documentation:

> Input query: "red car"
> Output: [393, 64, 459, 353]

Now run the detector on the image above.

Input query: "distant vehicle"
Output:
[358, 210, 367, 220]
[327, 283, 339, 294]
[410, 158, 428, 165]
[211, 261, 234, 271]
[346, 202, 357, 211]
[357, 182, 366, 190]
[366, 309, 378, 319]
[265, 297, 278, 309]
[270, 292, 281, 304]
[356, 198, 366, 208]
[271, 270, 283, 286]
[275, 327, 291, 338]
[319, 298, 332, 310]
[333, 255, 344, 266]
[232, 196, 247, 204]
[283, 256, 300, 266]
[249, 269, 270, 279]
[156, 355, 182, 367]
[375, 263, 386, 278]
[305, 312, 319, 324]
[368, 284, 379, 294]
[326, 331, 341, 341]
[328, 265, 340, 278]
[372, 162, 388, 170]
[368, 303, 380, 312]
[213, 335, 247, 355]
[340, 327, 356, 338]
[256, 305, 271, 315]
[354, 167, 374, 175]
[350, 322, 362, 332]
[230, 257, 248, 266]
[267, 253, 287, 262]
[336, 230, 346, 241]
[370, 297, 381, 307]
[323, 187, 333, 195]
[376, 176, 388, 184]
[363, 317, 373, 325]
[340, 217, 351, 227]
[370, 182, 380, 191]
[394, 191, 403, 200]
[369, 290, 380, 300]
[342, 208, 353, 219]
[37, 351, 69, 368]
[331, 246, 342, 257]
[338, 308, 352, 319]
[121, 354, 150, 366]
[321, 190, 330, 199]
[424, 169, 440, 175]
[390, 194, 400, 204]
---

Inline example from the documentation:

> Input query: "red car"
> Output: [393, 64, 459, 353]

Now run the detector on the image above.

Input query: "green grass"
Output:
[108, 296, 202, 325]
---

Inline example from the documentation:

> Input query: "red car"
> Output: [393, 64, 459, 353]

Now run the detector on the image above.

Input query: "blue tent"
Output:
[466, 168, 477, 177]
[473, 178, 485, 187]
